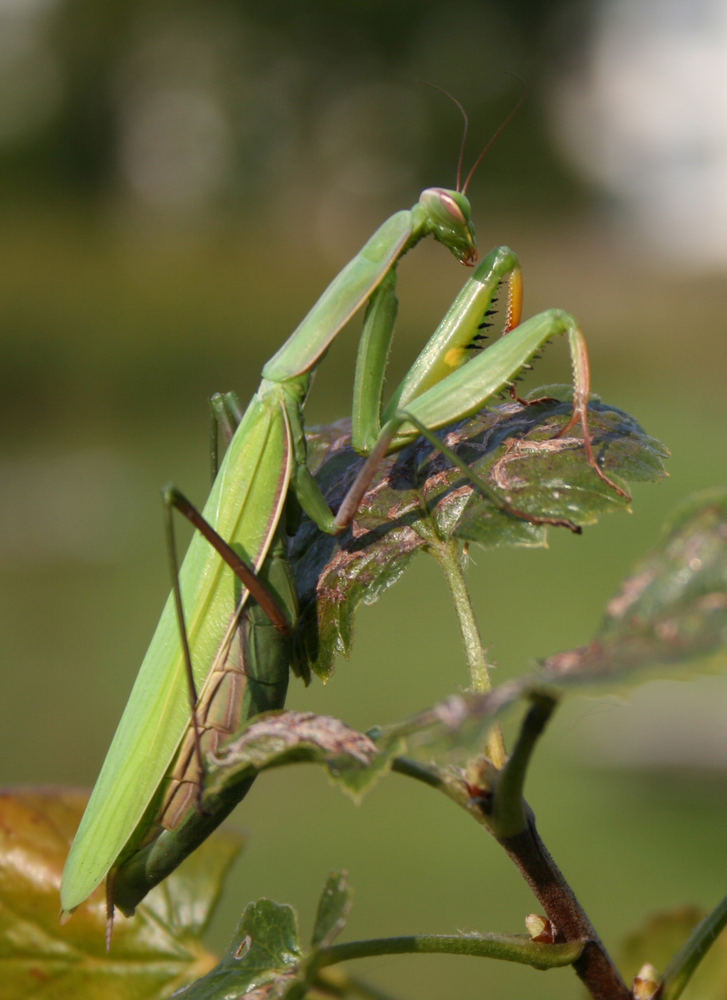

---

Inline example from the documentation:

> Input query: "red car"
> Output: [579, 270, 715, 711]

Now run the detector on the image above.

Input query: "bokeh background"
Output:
[2, 1, 727, 997]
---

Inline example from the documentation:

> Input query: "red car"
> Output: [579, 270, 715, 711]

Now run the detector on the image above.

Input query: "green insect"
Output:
[61, 130, 627, 925]
[60, 174, 480, 920]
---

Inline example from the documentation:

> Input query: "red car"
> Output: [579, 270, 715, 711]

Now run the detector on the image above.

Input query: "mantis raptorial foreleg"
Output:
[339, 245, 628, 530]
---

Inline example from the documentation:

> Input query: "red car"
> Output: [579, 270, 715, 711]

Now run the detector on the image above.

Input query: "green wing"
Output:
[61, 390, 293, 912]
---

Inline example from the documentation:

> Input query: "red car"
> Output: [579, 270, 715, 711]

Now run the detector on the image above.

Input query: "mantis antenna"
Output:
[461, 91, 526, 195]
[424, 81, 525, 194]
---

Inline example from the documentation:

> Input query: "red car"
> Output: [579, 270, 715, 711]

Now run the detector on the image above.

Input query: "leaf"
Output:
[372, 684, 529, 760]
[207, 712, 400, 804]
[172, 874, 353, 1000]
[311, 871, 351, 950]
[173, 899, 304, 1000]
[208, 686, 534, 818]
[196, 692, 528, 851]
[540, 488, 727, 687]
[0, 787, 241, 1000]
[295, 392, 667, 680]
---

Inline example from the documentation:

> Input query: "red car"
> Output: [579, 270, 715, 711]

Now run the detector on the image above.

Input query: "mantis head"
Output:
[417, 85, 524, 269]
[419, 187, 478, 266]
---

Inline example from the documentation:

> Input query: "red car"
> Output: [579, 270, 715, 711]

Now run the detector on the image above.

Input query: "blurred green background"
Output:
[2, 1, 727, 997]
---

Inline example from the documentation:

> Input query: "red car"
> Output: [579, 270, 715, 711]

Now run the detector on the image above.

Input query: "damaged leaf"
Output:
[541, 488, 727, 686]
[295, 392, 667, 679]
[207, 712, 399, 803]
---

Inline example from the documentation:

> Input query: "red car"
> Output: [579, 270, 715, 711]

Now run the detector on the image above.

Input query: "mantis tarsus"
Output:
[61, 133, 628, 926]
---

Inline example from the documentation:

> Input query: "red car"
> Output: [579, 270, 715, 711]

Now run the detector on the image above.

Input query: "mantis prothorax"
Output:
[61, 137, 628, 926]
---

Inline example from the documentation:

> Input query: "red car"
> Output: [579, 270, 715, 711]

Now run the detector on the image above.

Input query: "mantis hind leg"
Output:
[111, 490, 295, 918]
[160, 483, 293, 814]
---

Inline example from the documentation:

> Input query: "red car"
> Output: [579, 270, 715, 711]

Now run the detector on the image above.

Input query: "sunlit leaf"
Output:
[0, 787, 240, 1000]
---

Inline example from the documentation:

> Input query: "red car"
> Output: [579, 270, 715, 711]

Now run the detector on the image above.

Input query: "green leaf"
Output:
[173, 873, 357, 1000]
[207, 688, 533, 817]
[198, 691, 523, 842]
[540, 488, 727, 687]
[296, 392, 667, 680]
[373, 685, 526, 758]
[0, 787, 241, 1000]
[173, 899, 304, 1000]
[311, 871, 351, 950]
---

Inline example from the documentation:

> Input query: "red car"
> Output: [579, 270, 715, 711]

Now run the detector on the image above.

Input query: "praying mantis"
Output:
[61, 127, 627, 926]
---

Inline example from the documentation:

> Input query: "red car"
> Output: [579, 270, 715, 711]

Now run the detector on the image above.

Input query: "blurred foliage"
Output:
[0, 788, 238, 999]
[1, 0, 592, 209]
[541, 488, 727, 687]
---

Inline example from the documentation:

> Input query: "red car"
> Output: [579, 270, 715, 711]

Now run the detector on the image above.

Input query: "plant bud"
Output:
[463, 756, 499, 810]
[633, 962, 661, 999]
[525, 913, 559, 943]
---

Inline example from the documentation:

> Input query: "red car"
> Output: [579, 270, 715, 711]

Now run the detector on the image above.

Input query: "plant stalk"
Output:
[500, 813, 631, 1000]
[429, 538, 506, 767]
[392, 736, 631, 999]
[314, 931, 584, 972]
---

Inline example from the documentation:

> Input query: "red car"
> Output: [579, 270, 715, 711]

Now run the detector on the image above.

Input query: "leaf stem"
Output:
[313, 931, 584, 972]
[428, 538, 506, 767]
[500, 815, 630, 999]
[492, 691, 557, 838]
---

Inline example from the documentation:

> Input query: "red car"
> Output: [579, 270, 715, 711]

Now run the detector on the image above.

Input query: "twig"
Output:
[500, 815, 630, 999]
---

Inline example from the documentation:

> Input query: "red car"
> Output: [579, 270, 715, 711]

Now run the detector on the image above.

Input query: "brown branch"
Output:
[392, 694, 631, 999]
[500, 809, 631, 1000]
